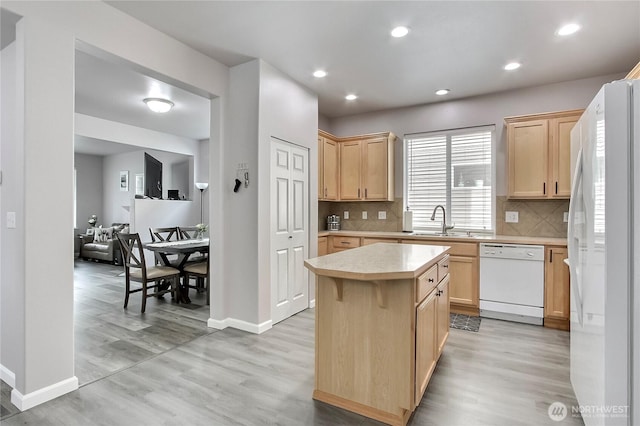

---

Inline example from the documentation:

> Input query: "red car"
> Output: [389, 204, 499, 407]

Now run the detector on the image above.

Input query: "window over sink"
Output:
[404, 125, 495, 232]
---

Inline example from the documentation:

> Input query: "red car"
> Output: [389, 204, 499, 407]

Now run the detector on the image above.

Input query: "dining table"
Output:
[144, 238, 209, 303]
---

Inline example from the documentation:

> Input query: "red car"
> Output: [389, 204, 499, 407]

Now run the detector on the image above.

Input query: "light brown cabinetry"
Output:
[318, 236, 328, 256]
[544, 246, 570, 330]
[627, 61, 640, 79]
[402, 239, 479, 316]
[318, 131, 338, 200]
[318, 131, 396, 201]
[328, 235, 361, 253]
[436, 276, 450, 355]
[362, 237, 399, 246]
[415, 291, 437, 406]
[505, 110, 583, 199]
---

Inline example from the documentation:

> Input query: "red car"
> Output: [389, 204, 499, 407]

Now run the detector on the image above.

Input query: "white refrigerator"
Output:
[568, 79, 639, 426]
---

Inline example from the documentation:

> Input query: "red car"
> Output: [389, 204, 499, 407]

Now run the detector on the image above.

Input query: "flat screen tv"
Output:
[144, 153, 163, 198]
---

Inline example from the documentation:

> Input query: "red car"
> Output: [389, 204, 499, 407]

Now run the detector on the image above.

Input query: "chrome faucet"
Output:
[430, 205, 454, 235]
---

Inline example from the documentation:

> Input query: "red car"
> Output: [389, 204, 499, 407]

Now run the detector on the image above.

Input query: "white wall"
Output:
[257, 60, 318, 325]
[223, 59, 319, 330]
[1, 0, 228, 409]
[318, 113, 330, 130]
[0, 40, 25, 389]
[102, 150, 142, 225]
[329, 73, 624, 196]
[74, 153, 103, 230]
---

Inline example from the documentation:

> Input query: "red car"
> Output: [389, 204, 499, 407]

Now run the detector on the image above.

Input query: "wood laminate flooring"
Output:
[1, 261, 582, 425]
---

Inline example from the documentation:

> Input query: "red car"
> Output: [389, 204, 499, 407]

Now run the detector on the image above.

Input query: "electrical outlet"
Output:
[505, 211, 519, 223]
[563, 212, 569, 223]
[362, 211, 367, 220]
[343, 211, 349, 220]
[378, 211, 386, 220]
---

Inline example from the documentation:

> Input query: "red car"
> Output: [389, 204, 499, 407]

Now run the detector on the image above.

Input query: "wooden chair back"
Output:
[116, 233, 148, 277]
[178, 226, 199, 240]
[149, 227, 179, 243]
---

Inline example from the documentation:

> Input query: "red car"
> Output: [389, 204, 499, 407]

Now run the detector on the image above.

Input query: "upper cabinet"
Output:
[318, 131, 338, 200]
[626, 60, 640, 79]
[318, 131, 396, 201]
[505, 109, 583, 199]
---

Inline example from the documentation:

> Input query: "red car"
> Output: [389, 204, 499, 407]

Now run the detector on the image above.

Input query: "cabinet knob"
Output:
[428, 278, 434, 283]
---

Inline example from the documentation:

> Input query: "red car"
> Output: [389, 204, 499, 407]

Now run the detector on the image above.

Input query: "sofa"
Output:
[80, 223, 129, 264]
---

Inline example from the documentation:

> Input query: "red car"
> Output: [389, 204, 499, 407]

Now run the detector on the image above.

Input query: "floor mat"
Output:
[450, 313, 481, 332]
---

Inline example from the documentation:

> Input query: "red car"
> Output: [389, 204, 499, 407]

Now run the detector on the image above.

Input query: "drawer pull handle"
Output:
[443, 265, 449, 268]
[341, 241, 350, 245]
[428, 278, 434, 283]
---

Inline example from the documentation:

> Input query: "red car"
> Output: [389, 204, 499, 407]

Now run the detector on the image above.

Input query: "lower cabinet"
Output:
[318, 236, 328, 256]
[329, 236, 361, 253]
[544, 246, 570, 330]
[415, 272, 450, 406]
[415, 291, 438, 406]
[448, 255, 478, 315]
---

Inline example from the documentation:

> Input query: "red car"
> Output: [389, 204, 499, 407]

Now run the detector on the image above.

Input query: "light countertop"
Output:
[305, 243, 450, 281]
[317, 230, 567, 247]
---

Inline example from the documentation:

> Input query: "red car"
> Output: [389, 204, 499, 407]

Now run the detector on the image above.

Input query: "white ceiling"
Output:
[74, 135, 142, 156]
[107, 1, 640, 118]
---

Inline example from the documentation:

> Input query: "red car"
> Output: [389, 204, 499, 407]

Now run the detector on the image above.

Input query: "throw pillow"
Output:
[94, 227, 113, 243]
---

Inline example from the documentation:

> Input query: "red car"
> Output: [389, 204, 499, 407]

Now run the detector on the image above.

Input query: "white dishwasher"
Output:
[479, 243, 545, 325]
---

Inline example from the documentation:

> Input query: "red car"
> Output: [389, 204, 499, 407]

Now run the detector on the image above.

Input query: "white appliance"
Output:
[479, 243, 545, 325]
[568, 79, 639, 426]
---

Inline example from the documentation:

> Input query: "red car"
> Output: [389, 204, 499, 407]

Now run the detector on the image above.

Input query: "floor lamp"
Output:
[195, 182, 209, 224]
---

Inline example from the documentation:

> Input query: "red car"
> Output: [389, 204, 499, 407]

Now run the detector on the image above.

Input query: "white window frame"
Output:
[403, 125, 496, 234]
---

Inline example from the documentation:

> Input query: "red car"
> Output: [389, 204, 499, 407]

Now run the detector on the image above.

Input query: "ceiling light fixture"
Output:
[345, 94, 358, 101]
[143, 97, 174, 113]
[391, 26, 409, 38]
[557, 23, 581, 36]
[435, 89, 450, 96]
[313, 70, 327, 78]
[504, 62, 521, 71]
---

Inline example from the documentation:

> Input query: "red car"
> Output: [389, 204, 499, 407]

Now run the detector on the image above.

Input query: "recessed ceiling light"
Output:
[504, 62, 521, 71]
[391, 26, 409, 38]
[345, 94, 358, 101]
[313, 70, 327, 78]
[435, 89, 450, 96]
[143, 97, 174, 113]
[557, 23, 581, 36]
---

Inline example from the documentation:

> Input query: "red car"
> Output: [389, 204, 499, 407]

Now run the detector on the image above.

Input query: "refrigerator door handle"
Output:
[568, 147, 584, 327]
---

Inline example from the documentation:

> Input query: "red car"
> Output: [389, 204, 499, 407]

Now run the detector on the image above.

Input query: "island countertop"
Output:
[304, 243, 450, 281]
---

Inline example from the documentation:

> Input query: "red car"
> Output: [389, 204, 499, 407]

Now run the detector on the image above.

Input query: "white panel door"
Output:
[271, 138, 309, 324]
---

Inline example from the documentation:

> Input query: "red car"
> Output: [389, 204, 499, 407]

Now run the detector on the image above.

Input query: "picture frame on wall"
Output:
[135, 173, 144, 196]
[120, 171, 129, 191]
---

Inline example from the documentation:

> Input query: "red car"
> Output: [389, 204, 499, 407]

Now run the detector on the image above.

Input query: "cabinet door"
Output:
[436, 276, 450, 356]
[362, 136, 388, 200]
[448, 255, 478, 308]
[323, 138, 339, 200]
[339, 140, 362, 200]
[318, 236, 328, 256]
[544, 247, 570, 323]
[550, 116, 579, 198]
[318, 136, 324, 199]
[415, 291, 437, 406]
[508, 120, 549, 198]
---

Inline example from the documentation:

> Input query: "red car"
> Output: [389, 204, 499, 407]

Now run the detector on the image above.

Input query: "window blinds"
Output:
[405, 126, 494, 232]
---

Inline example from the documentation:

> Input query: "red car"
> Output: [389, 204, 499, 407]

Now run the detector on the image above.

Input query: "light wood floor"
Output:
[1, 262, 582, 425]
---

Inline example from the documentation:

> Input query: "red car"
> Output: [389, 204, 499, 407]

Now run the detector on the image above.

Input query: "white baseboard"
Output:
[207, 317, 272, 334]
[11, 376, 78, 411]
[0, 364, 16, 388]
[309, 299, 316, 308]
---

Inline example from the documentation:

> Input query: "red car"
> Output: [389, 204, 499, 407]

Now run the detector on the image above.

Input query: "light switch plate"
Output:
[563, 212, 569, 223]
[343, 211, 349, 220]
[7, 212, 16, 229]
[505, 211, 519, 223]
[378, 211, 386, 220]
[362, 211, 367, 220]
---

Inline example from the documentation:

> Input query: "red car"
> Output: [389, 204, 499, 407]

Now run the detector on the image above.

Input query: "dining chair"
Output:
[149, 226, 181, 266]
[116, 232, 181, 313]
[178, 226, 207, 262]
[183, 255, 210, 305]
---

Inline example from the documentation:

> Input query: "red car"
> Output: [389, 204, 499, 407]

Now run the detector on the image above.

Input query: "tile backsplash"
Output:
[319, 198, 404, 232]
[319, 196, 569, 238]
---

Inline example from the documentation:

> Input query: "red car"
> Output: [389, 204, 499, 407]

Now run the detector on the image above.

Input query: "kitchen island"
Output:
[304, 243, 451, 426]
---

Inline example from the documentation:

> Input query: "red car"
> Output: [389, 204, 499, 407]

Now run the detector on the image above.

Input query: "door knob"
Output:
[288, 236, 292, 239]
